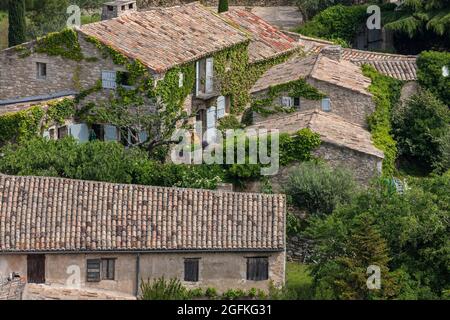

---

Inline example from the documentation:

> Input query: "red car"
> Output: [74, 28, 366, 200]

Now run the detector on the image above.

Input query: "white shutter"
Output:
[102, 70, 116, 89]
[195, 61, 200, 96]
[178, 72, 184, 88]
[104, 125, 118, 141]
[281, 96, 293, 108]
[42, 130, 50, 139]
[69, 123, 90, 142]
[139, 131, 148, 143]
[216, 96, 226, 119]
[205, 57, 214, 93]
[206, 106, 216, 129]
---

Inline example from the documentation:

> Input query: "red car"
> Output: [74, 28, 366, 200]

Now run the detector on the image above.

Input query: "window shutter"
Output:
[206, 106, 216, 129]
[104, 125, 118, 141]
[184, 259, 199, 282]
[138, 130, 148, 143]
[102, 70, 117, 89]
[321, 98, 331, 112]
[247, 257, 269, 281]
[179, 72, 184, 88]
[195, 61, 200, 96]
[216, 96, 226, 119]
[87, 259, 101, 282]
[205, 57, 214, 93]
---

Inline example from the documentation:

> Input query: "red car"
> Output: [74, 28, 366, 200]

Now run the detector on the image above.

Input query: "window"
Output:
[86, 259, 101, 282]
[184, 259, 199, 282]
[121, 5, 126, 10]
[179, 72, 184, 88]
[321, 98, 331, 112]
[116, 71, 133, 87]
[90, 124, 105, 141]
[49, 128, 55, 140]
[36, 62, 47, 80]
[129, 3, 134, 9]
[102, 259, 115, 280]
[293, 97, 301, 108]
[57, 126, 68, 139]
[196, 57, 214, 96]
[86, 259, 115, 282]
[247, 257, 269, 281]
[281, 96, 293, 108]
[107, 5, 113, 11]
[102, 70, 117, 89]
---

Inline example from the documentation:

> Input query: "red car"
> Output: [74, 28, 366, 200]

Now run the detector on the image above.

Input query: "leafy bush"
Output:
[417, 51, 450, 106]
[363, 65, 403, 176]
[140, 277, 189, 300]
[392, 89, 450, 173]
[287, 212, 302, 236]
[284, 161, 357, 215]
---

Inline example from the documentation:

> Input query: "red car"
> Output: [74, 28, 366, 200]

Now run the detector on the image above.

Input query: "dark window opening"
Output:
[57, 126, 68, 139]
[90, 124, 105, 141]
[121, 5, 126, 10]
[102, 259, 115, 280]
[129, 3, 134, 9]
[107, 5, 114, 11]
[293, 97, 300, 108]
[247, 257, 269, 281]
[184, 259, 199, 282]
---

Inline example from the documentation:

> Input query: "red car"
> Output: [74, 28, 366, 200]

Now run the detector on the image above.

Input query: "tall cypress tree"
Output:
[218, 0, 228, 13]
[8, 0, 26, 47]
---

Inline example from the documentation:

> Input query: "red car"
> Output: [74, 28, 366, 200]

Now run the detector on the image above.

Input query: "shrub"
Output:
[392, 89, 450, 173]
[284, 161, 357, 215]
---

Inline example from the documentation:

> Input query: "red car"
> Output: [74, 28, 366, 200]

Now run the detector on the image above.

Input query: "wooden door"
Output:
[27, 255, 45, 284]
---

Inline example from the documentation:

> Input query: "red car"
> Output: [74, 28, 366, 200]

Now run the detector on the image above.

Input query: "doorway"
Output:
[27, 254, 45, 284]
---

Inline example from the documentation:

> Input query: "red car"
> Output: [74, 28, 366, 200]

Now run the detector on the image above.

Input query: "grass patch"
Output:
[0, 11, 8, 50]
[286, 262, 314, 300]
[81, 13, 101, 25]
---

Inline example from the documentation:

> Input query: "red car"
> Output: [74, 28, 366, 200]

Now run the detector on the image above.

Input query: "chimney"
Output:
[321, 45, 343, 61]
[101, 0, 137, 21]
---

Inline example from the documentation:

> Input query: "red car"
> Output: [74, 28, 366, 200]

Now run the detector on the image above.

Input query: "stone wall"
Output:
[0, 251, 285, 296]
[286, 236, 313, 263]
[251, 78, 375, 128]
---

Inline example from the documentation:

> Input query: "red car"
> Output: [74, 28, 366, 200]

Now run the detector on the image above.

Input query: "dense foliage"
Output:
[8, 0, 26, 47]
[362, 65, 403, 177]
[305, 175, 450, 299]
[284, 161, 357, 216]
[218, 0, 228, 13]
[296, 4, 369, 46]
[392, 90, 450, 173]
[417, 51, 450, 107]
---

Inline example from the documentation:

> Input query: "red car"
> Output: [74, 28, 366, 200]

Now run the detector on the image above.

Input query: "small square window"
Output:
[293, 97, 300, 108]
[57, 126, 68, 139]
[36, 62, 47, 80]
[247, 257, 269, 281]
[121, 5, 126, 10]
[129, 3, 134, 9]
[107, 5, 114, 11]
[184, 259, 199, 282]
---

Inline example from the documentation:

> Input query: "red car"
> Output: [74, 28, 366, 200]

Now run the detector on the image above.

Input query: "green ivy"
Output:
[217, 115, 244, 131]
[362, 64, 403, 177]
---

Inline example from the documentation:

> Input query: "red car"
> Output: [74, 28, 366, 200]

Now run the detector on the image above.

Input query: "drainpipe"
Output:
[135, 253, 140, 297]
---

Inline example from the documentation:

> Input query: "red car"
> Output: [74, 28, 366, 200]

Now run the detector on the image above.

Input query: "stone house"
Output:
[0, 2, 298, 145]
[0, 174, 286, 296]
[250, 46, 375, 127]
[248, 109, 384, 186]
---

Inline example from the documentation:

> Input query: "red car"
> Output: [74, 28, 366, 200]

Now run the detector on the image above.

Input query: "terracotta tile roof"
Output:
[0, 96, 75, 116]
[221, 8, 298, 63]
[0, 175, 286, 253]
[79, 2, 249, 73]
[250, 54, 372, 96]
[296, 34, 418, 81]
[249, 109, 384, 158]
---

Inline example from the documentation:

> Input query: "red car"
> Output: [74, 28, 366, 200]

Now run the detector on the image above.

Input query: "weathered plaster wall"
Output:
[0, 251, 285, 296]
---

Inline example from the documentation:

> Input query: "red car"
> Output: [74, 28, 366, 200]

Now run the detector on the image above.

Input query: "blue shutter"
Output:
[205, 58, 214, 93]
[216, 96, 226, 119]
[69, 123, 90, 142]
[104, 125, 118, 141]
[321, 98, 331, 112]
[102, 70, 116, 89]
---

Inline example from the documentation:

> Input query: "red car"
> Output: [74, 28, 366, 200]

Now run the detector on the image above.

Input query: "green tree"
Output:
[392, 89, 450, 173]
[8, 0, 26, 47]
[218, 0, 228, 13]
[26, 0, 69, 39]
[417, 51, 450, 107]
